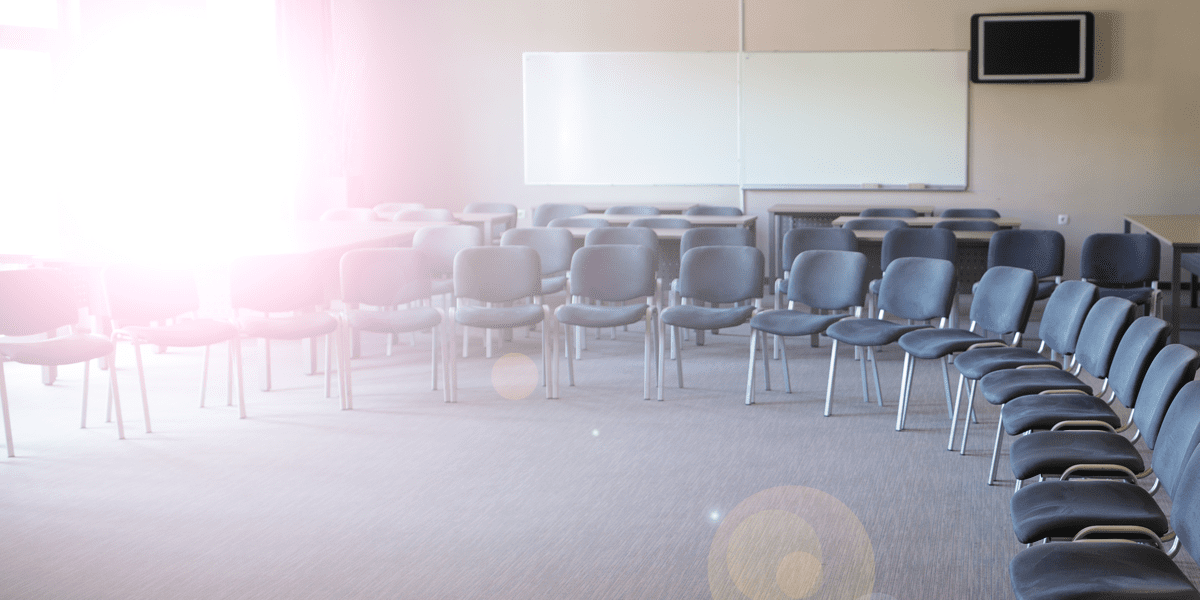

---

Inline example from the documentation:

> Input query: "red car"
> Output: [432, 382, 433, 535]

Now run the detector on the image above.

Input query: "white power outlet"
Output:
[1057, 214, 1069, 225]
[517, 209, 527, 219]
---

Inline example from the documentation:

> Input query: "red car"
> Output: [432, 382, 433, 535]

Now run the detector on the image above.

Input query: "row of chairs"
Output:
[531, 202, 743, 227]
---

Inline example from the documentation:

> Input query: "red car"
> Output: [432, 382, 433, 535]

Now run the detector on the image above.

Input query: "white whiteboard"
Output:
[739, 52, 968, 189]
[523, 52, 739, 185]
[522, 51, 968, 189]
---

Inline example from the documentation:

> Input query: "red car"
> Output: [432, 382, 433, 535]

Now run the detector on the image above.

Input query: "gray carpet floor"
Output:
[2, 310, 1197, 599]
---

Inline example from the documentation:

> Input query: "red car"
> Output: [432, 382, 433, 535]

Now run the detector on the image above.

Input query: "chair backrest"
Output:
[532, 203, 588, 227]
[684, 204, 743, 216]
[1131, 345, 1200, 451]
[584, 226, 659, 250]
[1149, 378, 1200, 497]
[987, 229, 1065, 281]
[1036, 280, 1098, 356]
[500, 227, 575, 276]
[876, 257, 957, 321]
[1165, 400, 1200, 557]
[548, 217, 610, 228]
[860, 207, 919, 218]
[880, 227, 957, 268]
[339, 248, 432, 308]
[102, 265, 201, 326]
[1080, 232, 1161, 288]
[393, 208, 456, 223]
[569, 245, 657, 303]
[780, 227, 859, 274]
[968, 266, 1037, 336]
[412, 224, 483, 277]
[1071, 296, 1137, 380]
[320, 207, 378, 222]
[0, 268, 80, 335]
[933, 219, 1001, 231]
[676, 246, 763, 305]
[628, 217, 693, 230]
[841, 218, 909, 231]
[940, 208, 1001, 218]
[454, 246, 541, 303]
[1104, 316, 1171, 409]
[679, 227, 754, 256]
[604, 205, 660, 216]
[230, 254, 325, 314]
[787, 250, 868, 312]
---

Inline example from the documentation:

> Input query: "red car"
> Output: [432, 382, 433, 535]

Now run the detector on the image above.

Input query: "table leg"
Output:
[1171, 247, 1182, 344]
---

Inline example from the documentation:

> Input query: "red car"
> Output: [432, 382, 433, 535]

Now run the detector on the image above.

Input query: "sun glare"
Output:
[51, 2, 301, 266]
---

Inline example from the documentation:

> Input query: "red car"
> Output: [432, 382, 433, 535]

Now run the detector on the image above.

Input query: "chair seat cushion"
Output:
[660, 304, 755, 331]
[456, 304, 545, 329]
[825, 318, 929, 347]
[0, 334, 114, 366]
[898, 328, 994, 359]
[120, 320, 239, 348]
[1010, 541, 1199, 600]
[749, 310, 849, 337]
[1001, 393, 1121, 435]
[555, 303, 649, 329]
[1009, 430, 1144, 482]
[979, 368, 1092, 406]
[347, 307, 442, 334]
[240, 312, 338, 340]
[1010, 480, 1167, 544]
[953, 346, 1060, 380]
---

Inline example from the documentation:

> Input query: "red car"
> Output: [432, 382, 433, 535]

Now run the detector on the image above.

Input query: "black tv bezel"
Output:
[970, 12, 1095, 84]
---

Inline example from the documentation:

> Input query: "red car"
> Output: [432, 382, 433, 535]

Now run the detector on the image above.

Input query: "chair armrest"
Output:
[966, 341, 1008, 350]
[1060, 463, 1138, 483]
[1016, 364, 1060, 370]
[1050, 420, 1117, 433]
[1073, 525, 1163, 549]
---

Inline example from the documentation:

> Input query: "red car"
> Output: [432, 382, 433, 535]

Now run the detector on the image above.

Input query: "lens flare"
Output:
[491, 353, 539, 400]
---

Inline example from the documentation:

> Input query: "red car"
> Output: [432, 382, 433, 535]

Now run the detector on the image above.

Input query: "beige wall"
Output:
[341, 0, 1200, 277]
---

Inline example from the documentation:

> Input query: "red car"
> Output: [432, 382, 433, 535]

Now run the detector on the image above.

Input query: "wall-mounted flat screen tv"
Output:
[971, 12, 1094, 83]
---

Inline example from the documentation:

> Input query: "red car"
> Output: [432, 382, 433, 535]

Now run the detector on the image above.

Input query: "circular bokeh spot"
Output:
[709, 486, 875, 600]
[490, 353, 539, 400]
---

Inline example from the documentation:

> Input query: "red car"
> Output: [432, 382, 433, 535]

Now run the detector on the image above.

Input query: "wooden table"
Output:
[582, 203, 698, 214]
[1124, 214, 1200, 343]
[582, 213, 756, 234]
[847, 228, 1001, 294]
[766, 204, 935, 280]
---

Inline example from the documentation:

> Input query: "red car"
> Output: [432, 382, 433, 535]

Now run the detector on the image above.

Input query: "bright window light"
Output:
[51, 1, 302, 266]
[0, 49, 60, 257]
[0, 0, 57, 28]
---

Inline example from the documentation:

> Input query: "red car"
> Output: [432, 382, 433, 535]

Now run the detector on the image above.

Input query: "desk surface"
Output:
[769, 204, 936, 216]
[581, 213, 757, 228]
[847, 229, 998, 243]
[831, 216, 1021, 229]
[1124, 214, 1200, 247]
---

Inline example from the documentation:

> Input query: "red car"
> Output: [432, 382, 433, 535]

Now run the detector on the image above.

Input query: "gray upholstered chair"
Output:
[823, 257, 956, 417]
[104, 264, 244, 430]
[1, 268, 122, 455]
[448, 246, 557, 402]
[896, 265, 1036, 437]
[859, 207, 919, 217]
[684, 204, 743, 216]
[1081, 232, 1162, 317]
[940, 208, 1001, 218]
[412, 224, 483, 305]
[338, 248, 444, 408]
[774, 227, 859, 350]
[987, 229, 1065, 300]
[230, 254, 339, 400]
[555, 245, 658, 400]
[532, 203, 588, 227]
[746, 250, 867, 406]
[658, 245, 763, 401]
[840, 218, 909, 231]
[603, 205, 660, 216]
